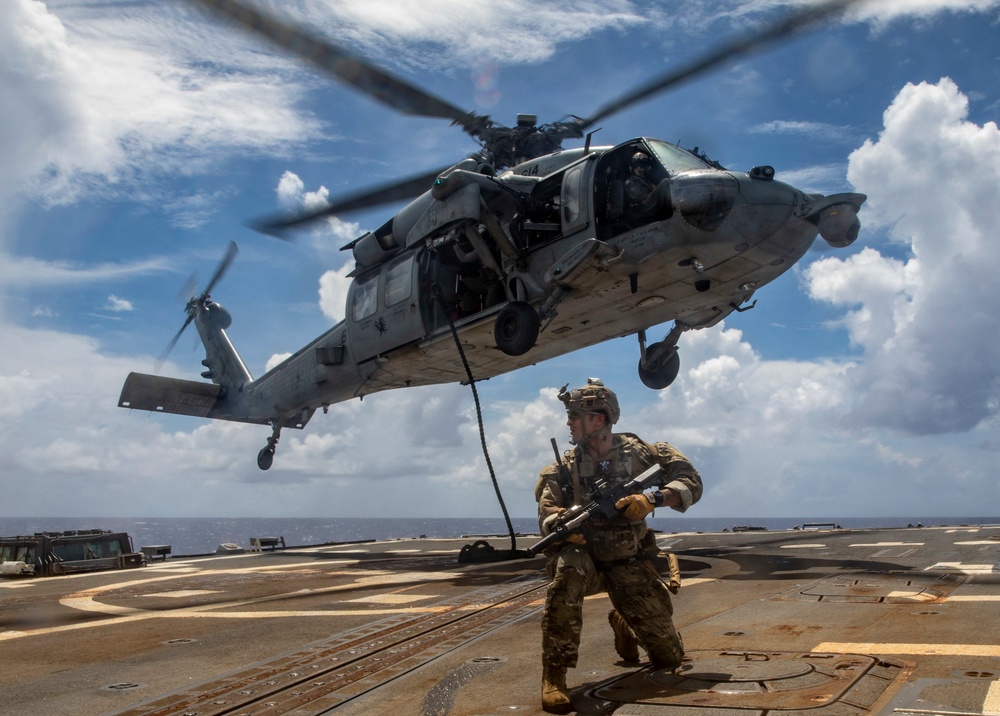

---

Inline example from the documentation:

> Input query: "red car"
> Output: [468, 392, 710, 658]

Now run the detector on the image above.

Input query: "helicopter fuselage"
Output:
[119, 136, 865, 469]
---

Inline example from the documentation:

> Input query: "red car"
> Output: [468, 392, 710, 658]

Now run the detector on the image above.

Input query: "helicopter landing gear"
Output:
[494, 301, 540, 356]
[257, 422, 282, 471]
[637, 323, 687, 389]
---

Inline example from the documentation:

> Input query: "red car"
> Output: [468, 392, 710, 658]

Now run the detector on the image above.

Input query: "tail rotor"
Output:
[156, 241, 239, 372]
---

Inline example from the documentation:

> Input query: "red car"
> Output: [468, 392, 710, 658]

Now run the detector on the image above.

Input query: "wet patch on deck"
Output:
[583, 650, 909, 715]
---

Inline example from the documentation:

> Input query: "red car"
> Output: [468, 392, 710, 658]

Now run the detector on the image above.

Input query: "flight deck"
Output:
[2, 524, 998, 715]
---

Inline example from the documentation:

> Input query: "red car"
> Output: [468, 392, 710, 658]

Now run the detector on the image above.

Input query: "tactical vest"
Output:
[558, 434, 658, 564]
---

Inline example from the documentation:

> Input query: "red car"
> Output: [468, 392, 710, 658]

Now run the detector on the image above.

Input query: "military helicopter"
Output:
[118, 0, 867, 470]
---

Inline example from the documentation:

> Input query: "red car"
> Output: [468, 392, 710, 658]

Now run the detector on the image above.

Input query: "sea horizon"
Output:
[3, 515, 998, 557]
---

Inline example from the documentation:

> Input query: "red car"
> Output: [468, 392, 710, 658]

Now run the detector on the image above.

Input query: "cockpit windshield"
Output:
[646, 140, 714, 174]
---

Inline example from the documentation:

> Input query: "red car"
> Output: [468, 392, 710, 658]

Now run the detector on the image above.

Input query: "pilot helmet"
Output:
[558, 378, 620, 425]
[630, 152, 651, 169]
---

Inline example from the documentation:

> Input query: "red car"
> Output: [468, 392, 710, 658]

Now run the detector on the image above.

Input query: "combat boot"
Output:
[608, 609, 640, 662]
[541, 664, 572, 714]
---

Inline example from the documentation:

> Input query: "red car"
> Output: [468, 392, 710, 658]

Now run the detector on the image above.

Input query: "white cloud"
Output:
[0, 253, 173, 288]
[296, 0, 648, 68]
[750, 120, 858, 144]
[104, 295, 134, 312]
[274, 170, 361, 322]
[825, 78, 1000, 434]
[318, 263, 355, 323]
[265, 352, 293, 372]
[0, 0, 320, 211]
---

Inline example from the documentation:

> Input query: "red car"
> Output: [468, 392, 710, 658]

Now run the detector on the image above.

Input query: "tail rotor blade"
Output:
[155, 314, 195, 373]
[156, 241, 238, 372]
[204, 241, 238, 297]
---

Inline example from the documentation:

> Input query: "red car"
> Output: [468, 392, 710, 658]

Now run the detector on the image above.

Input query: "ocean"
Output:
[2, 516, 997, 557]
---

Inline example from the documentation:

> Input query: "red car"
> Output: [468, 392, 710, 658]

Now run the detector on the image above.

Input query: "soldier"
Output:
[535, 378, 703, 714]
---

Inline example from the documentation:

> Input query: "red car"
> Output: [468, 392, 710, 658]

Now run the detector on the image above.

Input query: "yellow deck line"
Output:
[984, 679, 1000, 716]
[814, 642, 1000, 657]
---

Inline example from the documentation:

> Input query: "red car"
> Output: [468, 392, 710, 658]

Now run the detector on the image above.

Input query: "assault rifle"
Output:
[526, 463, 664, 557]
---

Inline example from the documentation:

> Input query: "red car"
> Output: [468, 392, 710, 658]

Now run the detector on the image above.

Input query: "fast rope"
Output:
[432, 284, 518, 554]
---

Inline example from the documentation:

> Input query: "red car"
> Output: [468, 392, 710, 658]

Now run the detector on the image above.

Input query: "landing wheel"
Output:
[257, 447, 274, 471]
[494, 301, 540, 356]
[638, 342, 680, 389]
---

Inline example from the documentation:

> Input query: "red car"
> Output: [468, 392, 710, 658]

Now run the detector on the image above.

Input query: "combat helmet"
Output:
[558, 378, 620, 425]
[630, 152, 651, 169]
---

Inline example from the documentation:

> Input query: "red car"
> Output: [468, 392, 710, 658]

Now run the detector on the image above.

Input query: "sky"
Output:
[2, 0, 1000, 522]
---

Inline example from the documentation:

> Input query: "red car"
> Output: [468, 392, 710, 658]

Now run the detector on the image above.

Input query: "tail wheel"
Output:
[638, 342, 680, 389]
[494, 301, 540, 356]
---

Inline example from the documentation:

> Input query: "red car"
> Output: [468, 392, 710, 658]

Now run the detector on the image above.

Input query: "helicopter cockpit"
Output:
[596, 139, 736, 239]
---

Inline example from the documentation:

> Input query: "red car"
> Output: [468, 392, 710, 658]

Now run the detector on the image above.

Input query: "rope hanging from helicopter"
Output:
[430, 282, 519, 555]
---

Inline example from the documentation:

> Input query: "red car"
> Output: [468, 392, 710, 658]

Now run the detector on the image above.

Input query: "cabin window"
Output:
[384, 254, 413, 307]
[561, 163, 589, 234]
[352, 272, 379, 321]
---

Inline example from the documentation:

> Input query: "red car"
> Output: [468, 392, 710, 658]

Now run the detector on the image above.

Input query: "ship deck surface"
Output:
[2, 524, 999, 715]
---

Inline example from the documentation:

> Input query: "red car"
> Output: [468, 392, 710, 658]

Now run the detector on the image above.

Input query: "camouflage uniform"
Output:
[536, 434, 702, 670]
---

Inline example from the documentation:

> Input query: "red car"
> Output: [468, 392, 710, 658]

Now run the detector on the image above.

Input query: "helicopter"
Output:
[118, 0, 867, 470]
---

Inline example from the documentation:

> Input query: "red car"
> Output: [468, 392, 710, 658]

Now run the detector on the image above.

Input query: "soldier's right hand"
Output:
[565, 532, 586, 545]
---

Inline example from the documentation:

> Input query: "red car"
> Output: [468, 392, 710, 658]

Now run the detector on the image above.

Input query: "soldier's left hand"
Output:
[616, 493, 656, 520]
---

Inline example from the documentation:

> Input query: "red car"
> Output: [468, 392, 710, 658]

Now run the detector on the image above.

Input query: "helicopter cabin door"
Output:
[346, 251, 426, 363]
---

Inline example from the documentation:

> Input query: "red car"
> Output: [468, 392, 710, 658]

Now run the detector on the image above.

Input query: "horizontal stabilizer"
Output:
[119, 372, 226, 418]
[119, 372, 314, 428]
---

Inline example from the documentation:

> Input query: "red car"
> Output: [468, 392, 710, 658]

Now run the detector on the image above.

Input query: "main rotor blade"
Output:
[583, 0, 862, 128]
[189, 0, 484, 133]
[251, 164, 452, 237]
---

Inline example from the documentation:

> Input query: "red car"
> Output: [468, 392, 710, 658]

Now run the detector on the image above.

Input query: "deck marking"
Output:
[925, 562, 998, 574]
[346, 593, 437, 605]
[850, 542, 923, 547]
[984, 679, 1000, 716]
[780, 543, 826, 549]
[143, 590, 221, 598]
[0, 564, 484, 642]
[945, 594, 1000, 602]
[814, 642, 1000, 657]
[956, 540, 1000, 545]
[59, 597, 143, 615]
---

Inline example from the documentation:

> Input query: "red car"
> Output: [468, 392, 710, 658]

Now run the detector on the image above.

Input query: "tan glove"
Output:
[543, 508, 586, 545]
[616, 493, 656, 521]
[666, 552, 681, 593]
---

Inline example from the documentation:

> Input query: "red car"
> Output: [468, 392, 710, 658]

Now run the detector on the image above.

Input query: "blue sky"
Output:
[2, 0, 1000, 520]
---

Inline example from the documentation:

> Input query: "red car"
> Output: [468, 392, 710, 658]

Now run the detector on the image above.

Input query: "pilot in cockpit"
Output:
[624, 152, 655, 209]
[622, 151, 672, 227]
